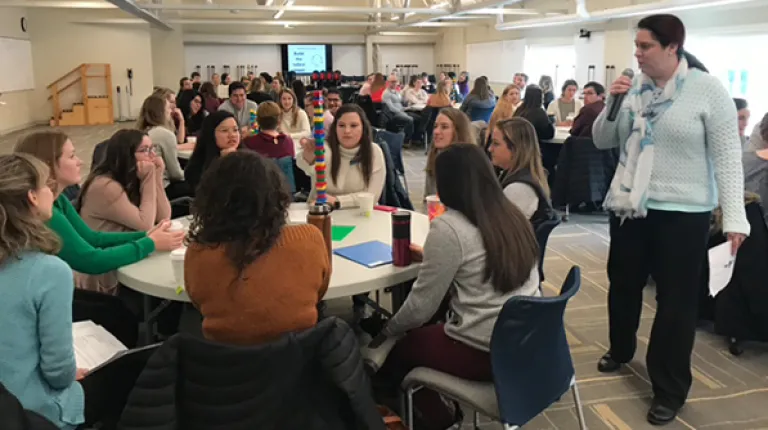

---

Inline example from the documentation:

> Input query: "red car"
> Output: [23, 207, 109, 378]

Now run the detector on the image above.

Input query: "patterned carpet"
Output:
[2, 124, 767, 429]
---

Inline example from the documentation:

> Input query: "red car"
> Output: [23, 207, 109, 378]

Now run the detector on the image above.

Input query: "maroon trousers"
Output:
[379, 324, 492, 430]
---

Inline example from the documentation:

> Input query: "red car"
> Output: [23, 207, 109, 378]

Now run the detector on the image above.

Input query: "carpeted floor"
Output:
[2, 124, 767, 429]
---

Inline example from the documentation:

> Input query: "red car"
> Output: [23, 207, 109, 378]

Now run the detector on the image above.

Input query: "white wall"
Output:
[151, 27, 186, 91]
[0, 7, 34, 134]
[27, 9, 154, 121]
[378, 44, 435, 75]
[184, 44, 281, 80]
[332, 45, 365, 75]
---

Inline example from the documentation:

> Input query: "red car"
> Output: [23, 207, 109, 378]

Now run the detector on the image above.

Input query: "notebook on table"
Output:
[334, 240, 393, 268]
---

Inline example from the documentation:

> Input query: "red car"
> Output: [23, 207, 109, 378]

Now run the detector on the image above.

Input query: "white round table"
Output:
[547, 126, 571, 144]
[116, 204, 430, 303]
[178, 149, 192, 160]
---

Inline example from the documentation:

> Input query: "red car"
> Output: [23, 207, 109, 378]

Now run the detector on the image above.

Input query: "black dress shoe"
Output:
[647, 402, 678, 425]
[597, 352, 622, 373]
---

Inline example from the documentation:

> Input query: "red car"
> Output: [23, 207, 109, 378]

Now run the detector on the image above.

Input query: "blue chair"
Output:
[469, 106, 494, 123]
[374, 129, 408, 193]
[535, 217, 561, 285]
[274, 156, 296, 194]
[401, 266, 586, 430]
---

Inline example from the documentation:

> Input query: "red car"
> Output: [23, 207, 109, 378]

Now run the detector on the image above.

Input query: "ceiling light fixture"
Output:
[272, 0, 294, 19]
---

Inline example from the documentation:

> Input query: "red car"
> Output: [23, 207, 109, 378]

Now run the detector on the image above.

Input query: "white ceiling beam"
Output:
[0, 1, 117, 8]
[166, 19, 401, 27]
[384, 0, 525, 31]
[495, 0, 760, 30]
[106, 0, 172, 30]
[137, 3, 451, 15]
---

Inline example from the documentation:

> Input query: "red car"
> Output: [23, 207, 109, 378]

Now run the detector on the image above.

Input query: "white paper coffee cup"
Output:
[169, 220, 184, 232]
[355, 192, 374, 217]
[170, 247, 187, 288]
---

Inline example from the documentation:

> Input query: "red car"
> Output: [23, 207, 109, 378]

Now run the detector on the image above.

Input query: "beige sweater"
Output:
[297, 143, 386, 208]
[279, 109, 312, 155]
[76, 165, 171, 294]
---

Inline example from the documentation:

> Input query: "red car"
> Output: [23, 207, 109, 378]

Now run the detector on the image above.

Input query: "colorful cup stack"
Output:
[249, 109, 259, 135]
[313, 90, 327, 205]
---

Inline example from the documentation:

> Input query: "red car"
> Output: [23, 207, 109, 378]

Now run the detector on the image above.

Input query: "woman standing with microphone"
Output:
[593, 14, 749, 425]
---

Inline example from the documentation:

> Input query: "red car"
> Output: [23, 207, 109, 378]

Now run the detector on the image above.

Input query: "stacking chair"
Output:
[374, 129, 408, 193]
[468, 106, 494, 123]
[401, 266, 587, 430]
[535, 217, 561, 286]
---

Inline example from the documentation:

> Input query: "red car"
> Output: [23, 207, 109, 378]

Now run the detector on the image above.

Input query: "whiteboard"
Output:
[0, 38, 35, 92]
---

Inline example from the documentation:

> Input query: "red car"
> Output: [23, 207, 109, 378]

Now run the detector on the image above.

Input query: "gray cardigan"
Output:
[382, 209, 540, 351]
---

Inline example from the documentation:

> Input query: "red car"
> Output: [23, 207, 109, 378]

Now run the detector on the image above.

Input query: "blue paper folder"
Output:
[333, 241, 393, 268]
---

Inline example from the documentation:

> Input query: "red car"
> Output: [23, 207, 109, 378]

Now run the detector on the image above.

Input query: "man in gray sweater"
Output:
[218, 81, 258, 134]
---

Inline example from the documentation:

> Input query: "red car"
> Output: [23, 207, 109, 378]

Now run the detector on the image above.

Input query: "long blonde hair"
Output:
[428, 79, 452, 107]
[0, 154, 60, 264]
[14, 130, 69, 195]
[278, 88, 300, 128]
[488, 85, 520, 133]
[136, 95, 169, 131]
[151, 87, 176, 130]
[495, 117, 550, 197]
[426, 108, 475, 177]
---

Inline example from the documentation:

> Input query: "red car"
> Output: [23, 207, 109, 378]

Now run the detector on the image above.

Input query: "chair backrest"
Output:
[273, 156, 296, 194]
[355, 96, 379, 129]
[534, 217, 560, 282]
[490, 266, 581, 427]
[374, 130, 406, 175]
[469, 106, 494, 123]
[91, 139, 110, 171]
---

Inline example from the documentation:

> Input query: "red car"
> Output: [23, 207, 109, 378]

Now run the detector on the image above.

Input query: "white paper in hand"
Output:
[708, 241, 736, 298]
[72, 321, 127, 371]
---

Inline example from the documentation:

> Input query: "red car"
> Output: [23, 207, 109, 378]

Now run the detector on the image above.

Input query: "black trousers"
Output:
[607, 209, 710, 409]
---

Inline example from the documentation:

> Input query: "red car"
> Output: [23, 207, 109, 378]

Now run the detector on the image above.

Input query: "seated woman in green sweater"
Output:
[14, 130, 184, 276]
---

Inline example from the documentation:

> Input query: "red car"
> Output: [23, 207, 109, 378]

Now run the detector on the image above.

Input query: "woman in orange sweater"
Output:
[185, 151, 331, 345]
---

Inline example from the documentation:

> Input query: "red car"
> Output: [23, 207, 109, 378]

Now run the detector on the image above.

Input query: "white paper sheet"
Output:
[708, 241, 736, 298]
[72, 321, 127, 370]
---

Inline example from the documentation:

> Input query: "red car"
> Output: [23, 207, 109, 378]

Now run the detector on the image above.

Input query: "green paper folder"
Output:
[331, 225, 355, 241]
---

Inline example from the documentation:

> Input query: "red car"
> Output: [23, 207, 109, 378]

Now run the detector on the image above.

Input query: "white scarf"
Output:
[605, 57, 689, 220]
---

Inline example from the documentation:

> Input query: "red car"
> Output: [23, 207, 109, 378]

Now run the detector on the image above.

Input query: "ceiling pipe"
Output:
[0, 1, 117, 8]
[495, 0, 759, 30]
[165, 19, 403, 26]
[138, 3, 451, 15]
[394, 0, 526, 31]
[105, 0, 173, 30]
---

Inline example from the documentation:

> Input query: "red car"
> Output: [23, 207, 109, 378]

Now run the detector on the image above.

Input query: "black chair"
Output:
[91, 139, 110, 171]
[419, 106, 440, 154]
[356, 95, 380, 129]
[535, 217, 561, 288]
[73, 289, 139, 348]
[0, 382, 58, 430]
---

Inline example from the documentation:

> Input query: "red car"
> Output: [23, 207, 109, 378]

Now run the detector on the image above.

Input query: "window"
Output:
[686, 34, 768, 132]
[524, 44, 577, 93]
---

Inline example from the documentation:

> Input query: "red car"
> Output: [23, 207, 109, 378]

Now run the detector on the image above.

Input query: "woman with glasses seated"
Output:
[76, 129, 172, 295]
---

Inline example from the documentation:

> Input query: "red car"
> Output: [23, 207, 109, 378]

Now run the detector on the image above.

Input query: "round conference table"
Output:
[117, 204, 430, 303]
[549, 126, 571, 144]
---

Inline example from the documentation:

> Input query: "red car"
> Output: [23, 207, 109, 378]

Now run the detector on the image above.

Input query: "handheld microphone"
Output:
[607, 68, 635, 122]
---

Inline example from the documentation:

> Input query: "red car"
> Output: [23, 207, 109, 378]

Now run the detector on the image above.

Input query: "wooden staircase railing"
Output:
[47, 63, 113, 127]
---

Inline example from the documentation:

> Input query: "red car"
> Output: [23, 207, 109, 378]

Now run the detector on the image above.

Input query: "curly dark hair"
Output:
[187, 151, 291, 275]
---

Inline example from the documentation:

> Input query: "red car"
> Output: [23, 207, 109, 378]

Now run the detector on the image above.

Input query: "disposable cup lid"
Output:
[170, 247, 187, 259]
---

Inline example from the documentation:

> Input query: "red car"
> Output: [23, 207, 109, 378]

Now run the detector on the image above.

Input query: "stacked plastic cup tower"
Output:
[249, 109, 259, 135]
[313, 90, 327, 205]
